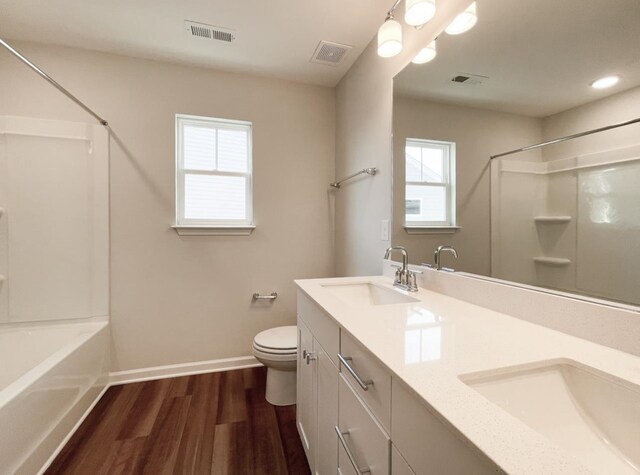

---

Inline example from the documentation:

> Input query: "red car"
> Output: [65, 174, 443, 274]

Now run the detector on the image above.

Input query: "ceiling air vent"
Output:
[184, 20, 235, 44]
[310, 41, 352, 67]
[450, 73, 488, 86]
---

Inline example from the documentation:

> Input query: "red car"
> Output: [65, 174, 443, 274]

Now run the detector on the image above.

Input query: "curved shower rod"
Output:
[0, 37, 109, 127]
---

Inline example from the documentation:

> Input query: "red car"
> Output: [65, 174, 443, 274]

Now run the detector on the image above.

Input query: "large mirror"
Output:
[392, 0, 640, 307]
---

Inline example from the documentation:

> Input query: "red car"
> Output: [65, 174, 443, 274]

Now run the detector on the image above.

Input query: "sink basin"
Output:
[321, 282, 419, 306]
[461, 360, 640, 475]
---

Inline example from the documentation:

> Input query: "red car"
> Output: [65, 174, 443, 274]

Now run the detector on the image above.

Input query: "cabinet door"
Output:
[297, 319, 317, 470]
[316, 342, 339, 475]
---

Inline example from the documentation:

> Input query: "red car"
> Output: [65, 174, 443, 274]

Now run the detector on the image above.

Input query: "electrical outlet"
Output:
[381, 219, 389, 241]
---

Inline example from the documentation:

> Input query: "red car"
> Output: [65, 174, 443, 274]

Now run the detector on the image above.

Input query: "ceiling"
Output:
[394, 0, 640, 117]
[0, 0, 392, 87]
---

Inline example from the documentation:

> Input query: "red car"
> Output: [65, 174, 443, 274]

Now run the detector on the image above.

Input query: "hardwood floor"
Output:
[46, 367, 311, 475]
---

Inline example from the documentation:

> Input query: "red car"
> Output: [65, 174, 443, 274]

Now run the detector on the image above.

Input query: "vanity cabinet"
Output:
[297, 289, 498, 475]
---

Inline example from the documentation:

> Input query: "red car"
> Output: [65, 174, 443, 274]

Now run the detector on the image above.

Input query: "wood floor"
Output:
[46, 367, 311, 475]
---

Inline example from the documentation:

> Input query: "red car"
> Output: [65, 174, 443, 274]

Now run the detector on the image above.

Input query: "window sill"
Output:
[171, 225, 256, 236]
[404, 225, 461, 235]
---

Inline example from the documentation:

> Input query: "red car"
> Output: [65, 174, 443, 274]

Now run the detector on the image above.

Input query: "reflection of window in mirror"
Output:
[404, 138, 456, 227]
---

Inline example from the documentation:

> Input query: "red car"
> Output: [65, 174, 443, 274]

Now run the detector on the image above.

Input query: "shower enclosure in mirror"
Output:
[391, 0, 640, 307]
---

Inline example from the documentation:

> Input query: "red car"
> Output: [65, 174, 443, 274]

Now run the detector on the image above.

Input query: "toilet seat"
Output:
[253, 343, 297, 356]
[253, 346, 297, 363]
[253, 326, 297, 352]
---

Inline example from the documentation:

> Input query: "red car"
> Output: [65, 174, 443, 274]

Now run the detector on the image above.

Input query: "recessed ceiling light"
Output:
[591, 75, 620, 89]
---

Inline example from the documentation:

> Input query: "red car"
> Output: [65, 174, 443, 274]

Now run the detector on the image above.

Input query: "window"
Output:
[175, 115, 253, 234]
[405, 138, 456, 228]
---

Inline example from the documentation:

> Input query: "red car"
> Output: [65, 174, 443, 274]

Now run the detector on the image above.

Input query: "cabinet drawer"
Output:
[298, 290, 340, 367]
[337, 375, 390, 475]
[338, 441, 358, 475]
[391, 379, 499, 475]
[339, 330, 391, 432]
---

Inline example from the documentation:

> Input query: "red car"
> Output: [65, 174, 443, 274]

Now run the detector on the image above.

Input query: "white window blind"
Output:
[405, 138, 456, 226]
[176, 115, 253, 227]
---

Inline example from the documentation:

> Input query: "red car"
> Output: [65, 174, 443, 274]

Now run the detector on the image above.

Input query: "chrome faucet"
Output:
[434, 245, 458, 271]
[384, 246, 419, 292]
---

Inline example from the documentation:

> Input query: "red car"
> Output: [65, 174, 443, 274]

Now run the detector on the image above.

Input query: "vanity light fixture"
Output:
[590, 75, 620, 89]
[412, 40, 437, 64]
[377, 13, 403, 58]
[445, 1, 477, 35]
[405, 0, 436, 27]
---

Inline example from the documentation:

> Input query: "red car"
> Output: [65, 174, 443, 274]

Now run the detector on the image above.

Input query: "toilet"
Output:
[252, 325, 297, 406]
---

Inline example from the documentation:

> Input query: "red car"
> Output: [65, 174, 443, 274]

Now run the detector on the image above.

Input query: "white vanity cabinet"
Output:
[297, 289, 499, 475]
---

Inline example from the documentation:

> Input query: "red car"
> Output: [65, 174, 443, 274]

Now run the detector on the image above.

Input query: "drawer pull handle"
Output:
[302, 350, 316, 365]
[335, 426, 371, 475]
[338, 353, 373, 391]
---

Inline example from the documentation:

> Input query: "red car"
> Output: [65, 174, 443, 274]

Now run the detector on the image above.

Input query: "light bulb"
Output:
[445, 2, 477, 35]
[590, 75, 620, 89]
[412, 40, 437, 64]
[377, 17, 403, 58]
[405, 0, 436, 27]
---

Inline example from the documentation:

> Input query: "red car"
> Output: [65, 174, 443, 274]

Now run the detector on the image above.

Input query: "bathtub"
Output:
[0, 319, 109, 474]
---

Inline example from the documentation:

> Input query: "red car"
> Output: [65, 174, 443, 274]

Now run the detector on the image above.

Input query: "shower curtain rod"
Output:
[490, 116, 640, 159]
[0, 37, 109, 127]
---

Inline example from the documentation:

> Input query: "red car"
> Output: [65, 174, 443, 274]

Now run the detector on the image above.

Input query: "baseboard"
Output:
[109, 355, 262, 385]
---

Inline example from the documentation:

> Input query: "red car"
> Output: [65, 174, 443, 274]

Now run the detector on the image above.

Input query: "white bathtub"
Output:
[0, 319, 109, 475]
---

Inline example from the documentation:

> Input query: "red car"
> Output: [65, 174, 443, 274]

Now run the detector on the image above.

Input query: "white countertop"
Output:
[295, 275, 640, 475]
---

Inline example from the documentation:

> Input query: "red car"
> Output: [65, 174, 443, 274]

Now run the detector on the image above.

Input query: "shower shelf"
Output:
[533, 257, 571, 267]
[534, 216, 572, 224]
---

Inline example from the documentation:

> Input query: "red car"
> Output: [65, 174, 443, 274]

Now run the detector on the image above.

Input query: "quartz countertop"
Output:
[295, 275, 640, 475]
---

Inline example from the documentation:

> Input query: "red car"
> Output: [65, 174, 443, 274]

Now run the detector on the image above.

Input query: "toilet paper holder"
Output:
[252, 292, 278, 301]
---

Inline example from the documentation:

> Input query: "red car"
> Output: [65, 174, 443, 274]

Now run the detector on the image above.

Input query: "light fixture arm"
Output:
[386, 0, 403, 17]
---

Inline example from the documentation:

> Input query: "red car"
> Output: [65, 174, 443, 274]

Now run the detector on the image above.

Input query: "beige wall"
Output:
[0, 42, 335, 372]
[392, 96, 542, 272]
[334, 0, 472, 276]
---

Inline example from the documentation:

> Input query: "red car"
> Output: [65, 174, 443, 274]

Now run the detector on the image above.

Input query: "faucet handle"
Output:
[389, 264, 403, 284]
[408, 272, 418, 291]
